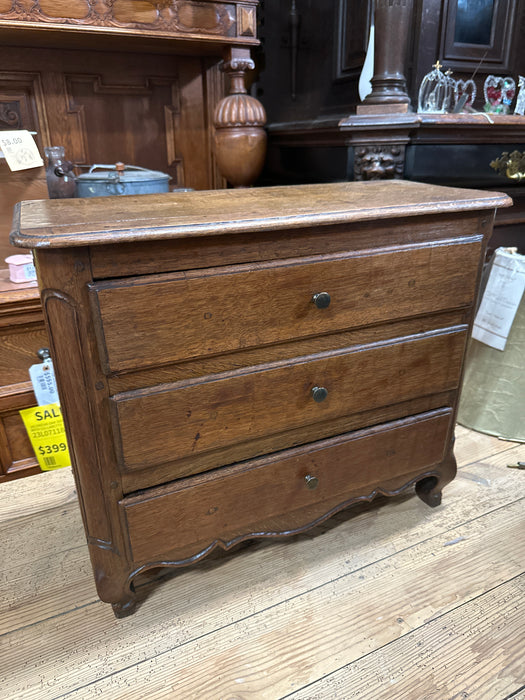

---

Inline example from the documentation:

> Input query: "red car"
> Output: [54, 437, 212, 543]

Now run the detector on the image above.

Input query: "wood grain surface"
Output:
[12, 180, 511, 248]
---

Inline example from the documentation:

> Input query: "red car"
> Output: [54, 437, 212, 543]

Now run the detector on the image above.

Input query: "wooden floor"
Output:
[0, 425, 524, 700]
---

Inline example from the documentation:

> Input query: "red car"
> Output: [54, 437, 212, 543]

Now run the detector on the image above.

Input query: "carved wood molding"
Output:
[0, 0, 259, 44]
[0, 101, 21, 128]
[0, 291, 42, 329]
[42, 285, 116, 548]
[0, 71, 51, 144]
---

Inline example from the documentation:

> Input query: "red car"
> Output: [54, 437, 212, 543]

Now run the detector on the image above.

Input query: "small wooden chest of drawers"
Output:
[11, 181, 511, 616]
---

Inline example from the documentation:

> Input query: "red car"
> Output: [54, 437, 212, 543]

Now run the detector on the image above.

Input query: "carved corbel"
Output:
[213, 48, 267, 187]
[354, 144, 405, 180]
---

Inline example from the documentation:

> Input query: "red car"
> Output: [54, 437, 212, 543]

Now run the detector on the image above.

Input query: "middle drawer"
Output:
[110, 327, 467, 474]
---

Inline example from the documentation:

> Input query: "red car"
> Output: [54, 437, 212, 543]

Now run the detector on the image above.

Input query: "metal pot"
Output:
[75, 162, 171, 198]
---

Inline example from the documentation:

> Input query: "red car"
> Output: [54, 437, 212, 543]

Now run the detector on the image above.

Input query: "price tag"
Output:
[20, 403, 71, 471]
[0, 130, 43, 171]
[472, 248, 525, 351]
[29, 359, 59, 406]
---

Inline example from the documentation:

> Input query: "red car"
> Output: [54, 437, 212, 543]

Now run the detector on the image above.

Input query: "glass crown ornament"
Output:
[418, 61, 455, 113]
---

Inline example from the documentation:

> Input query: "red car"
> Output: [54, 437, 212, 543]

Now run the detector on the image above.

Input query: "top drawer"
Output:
[90, 237, 482, 374]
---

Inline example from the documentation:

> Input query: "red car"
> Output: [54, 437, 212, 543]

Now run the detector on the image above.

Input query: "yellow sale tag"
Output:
[20, 403, 71, 471]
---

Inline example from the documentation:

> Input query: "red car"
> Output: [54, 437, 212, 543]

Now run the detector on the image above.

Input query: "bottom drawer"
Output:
[120, 408, 453, 565]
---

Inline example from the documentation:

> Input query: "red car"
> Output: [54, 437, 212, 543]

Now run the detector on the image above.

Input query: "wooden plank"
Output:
[1, 496, 523, 698]
[289, 576, 525, 700]
[0, 466, 77, 524]
[0, 444, 524, 635]
[0, 547, 98, 636]
[455, 423, 518, 467]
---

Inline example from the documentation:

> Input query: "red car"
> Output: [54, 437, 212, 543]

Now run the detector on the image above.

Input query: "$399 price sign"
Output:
[20, 404, 71, 471]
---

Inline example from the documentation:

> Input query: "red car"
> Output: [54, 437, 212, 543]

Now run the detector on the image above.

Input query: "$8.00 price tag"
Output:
[0, 130, 43, 171]
[19, 403, 71, 471]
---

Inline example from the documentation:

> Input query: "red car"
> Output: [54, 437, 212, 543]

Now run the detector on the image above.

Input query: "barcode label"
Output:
[43, 456, 57, 467]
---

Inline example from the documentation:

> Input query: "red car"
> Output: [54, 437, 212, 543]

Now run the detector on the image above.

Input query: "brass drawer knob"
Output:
[312, 292, 331, 309]
[311, 386, 328, 403]
[305, 474, 319, 490]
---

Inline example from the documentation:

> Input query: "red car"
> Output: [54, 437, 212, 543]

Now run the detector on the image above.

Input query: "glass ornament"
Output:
[454, 79, 477, 111]
[483, 75, 516, 114]
[418, 61, 454, 113]
[514, 76, 525, 116]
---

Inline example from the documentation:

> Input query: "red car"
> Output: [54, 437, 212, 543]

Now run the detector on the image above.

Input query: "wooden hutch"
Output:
[0, 0, 264, 481]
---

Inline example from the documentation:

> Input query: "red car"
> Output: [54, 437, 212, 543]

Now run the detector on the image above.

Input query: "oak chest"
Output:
[11, 181, 511, 616]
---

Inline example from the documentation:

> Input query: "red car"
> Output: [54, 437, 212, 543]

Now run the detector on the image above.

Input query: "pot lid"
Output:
[77, 162, 170, 183]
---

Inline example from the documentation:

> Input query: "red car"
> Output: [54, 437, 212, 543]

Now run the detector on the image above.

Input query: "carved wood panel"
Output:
[0, 101, 21, 128]
[335, 0, 371, 82]
[64, 73, 186, 185]
[0, 0, 259, 45]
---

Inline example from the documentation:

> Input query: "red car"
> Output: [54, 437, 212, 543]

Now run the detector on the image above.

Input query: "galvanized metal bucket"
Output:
[75, 162, 171, 198]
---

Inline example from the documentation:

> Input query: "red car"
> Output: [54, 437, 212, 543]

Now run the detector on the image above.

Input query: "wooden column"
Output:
[340, 0, 418, 180]
[359, 0, 415, 113]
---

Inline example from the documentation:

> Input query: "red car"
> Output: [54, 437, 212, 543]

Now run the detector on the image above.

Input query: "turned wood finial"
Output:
[213, 49, 267, 188]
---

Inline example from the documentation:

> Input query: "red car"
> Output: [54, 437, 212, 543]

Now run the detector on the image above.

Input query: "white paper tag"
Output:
[472, 248, 525, 351]
[0, 130, 43, 171]
[29, 360, 60, 406]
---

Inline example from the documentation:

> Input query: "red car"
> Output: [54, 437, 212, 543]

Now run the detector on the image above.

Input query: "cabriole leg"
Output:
[416, 437, 458, 508]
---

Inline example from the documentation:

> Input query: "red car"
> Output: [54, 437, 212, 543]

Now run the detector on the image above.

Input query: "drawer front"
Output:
[91, 238, 482, 373]
[111, 328, 466, 472]
[120, 409, 453, 564]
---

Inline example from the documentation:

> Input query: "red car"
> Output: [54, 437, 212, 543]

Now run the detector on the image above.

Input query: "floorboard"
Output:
[288, 576, 525, 700]
[0, 426, 523, 700]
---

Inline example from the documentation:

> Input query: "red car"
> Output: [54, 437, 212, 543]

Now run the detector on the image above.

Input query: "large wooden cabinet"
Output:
[11, 181, 510, 615]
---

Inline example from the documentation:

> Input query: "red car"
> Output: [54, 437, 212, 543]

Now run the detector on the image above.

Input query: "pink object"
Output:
[5, 254, 37, 283]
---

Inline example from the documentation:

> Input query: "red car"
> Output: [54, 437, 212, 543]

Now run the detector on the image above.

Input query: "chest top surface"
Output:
[10, 181, 512, 250]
